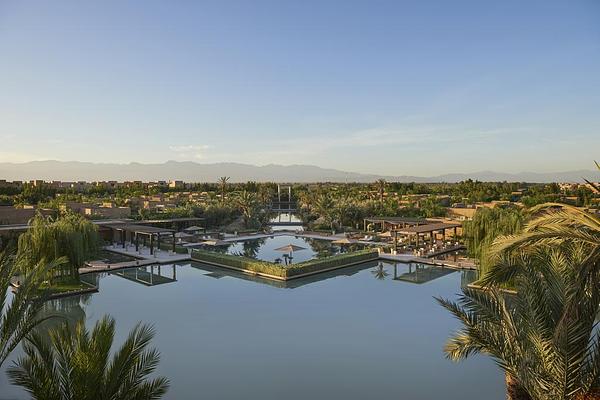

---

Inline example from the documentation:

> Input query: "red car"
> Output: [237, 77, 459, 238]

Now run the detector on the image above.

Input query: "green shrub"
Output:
[191, 248, 379, 279]
[286, 249, 379, 277]
[157, 241, 189, 254]
[17, 212, 100, 280]
[463, 206, 524, 275]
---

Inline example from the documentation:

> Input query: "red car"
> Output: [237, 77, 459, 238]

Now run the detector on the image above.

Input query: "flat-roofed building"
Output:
[0, 206, 53, 225]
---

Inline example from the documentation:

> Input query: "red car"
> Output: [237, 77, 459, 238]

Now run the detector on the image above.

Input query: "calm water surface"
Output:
[0, 261, 504, 399]
[221, 234, 366, 263]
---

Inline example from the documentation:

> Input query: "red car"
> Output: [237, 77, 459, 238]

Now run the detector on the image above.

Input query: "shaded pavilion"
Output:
[135, 217, 205, 231]
[106, 223, 176, 255]
[363, 217, 429, 232]
[395, 222, 461, 247]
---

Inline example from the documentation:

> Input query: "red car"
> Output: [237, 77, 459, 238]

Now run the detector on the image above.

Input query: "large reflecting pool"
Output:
[205, 234, 367, 264]
[0, 261, 505, 399]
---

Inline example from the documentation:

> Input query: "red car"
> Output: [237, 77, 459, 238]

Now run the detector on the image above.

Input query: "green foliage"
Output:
[17, 213, 100, 280]
[191, 249, 285, 277]
[438, 244, 600, 400]
[8, 315, 169, 400]
[285, 249, 379, 277]
[191, 248, 379, 279]
[234, 190, 270, 228]
[13, 183, 57, 206]
[196, 203, 240, 229]
[439, 203, 600, 399]
[157, 241, 189, 254]
[463, 206, 524, 274]
[420, 197, 447, 218]
[0, 250, 55, 368]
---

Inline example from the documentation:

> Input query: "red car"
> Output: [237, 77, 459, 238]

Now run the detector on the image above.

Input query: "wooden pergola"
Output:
[135, 217, 205, 231]
[107, 224, 176, 255]
[395, 222, 462, 247]
[363, 217, 429, 232]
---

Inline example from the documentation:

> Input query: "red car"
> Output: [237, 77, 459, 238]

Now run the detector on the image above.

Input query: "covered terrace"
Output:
[363, 217, 429, 232]
[106, 223, 176, 255]
[395, 222, 462, 248]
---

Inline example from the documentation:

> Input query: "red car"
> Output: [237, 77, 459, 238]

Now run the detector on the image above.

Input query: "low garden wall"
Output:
[191, 248, 379, 280]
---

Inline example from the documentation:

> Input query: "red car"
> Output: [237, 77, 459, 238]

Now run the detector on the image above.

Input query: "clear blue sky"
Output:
[1, 0, 598, 175]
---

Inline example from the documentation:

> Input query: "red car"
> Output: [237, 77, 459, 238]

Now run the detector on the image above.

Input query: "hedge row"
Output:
[191, 248, 379, 279]
[158, 241, 189, 254]
[286, 249, 379, 277]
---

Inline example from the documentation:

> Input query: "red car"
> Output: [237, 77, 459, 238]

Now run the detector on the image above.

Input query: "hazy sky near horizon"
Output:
[1, 0, 599, 175]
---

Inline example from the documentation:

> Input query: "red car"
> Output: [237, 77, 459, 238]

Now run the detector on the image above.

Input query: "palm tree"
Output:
[371, 263, 389, 280]
[374, 179, 387, 204]
[8, 315, 169, 400]
[313, 194, 336, 232]
[584, 161, 599, 193]
[235, 190, 258, 228]
[257, 183, 274, 207]
[439, 201, 600, 399]
[486, 203, 600, 286]
[219, 176, 230, 204]
[437, 245, 600, 400]
[0, 250, 55, 368]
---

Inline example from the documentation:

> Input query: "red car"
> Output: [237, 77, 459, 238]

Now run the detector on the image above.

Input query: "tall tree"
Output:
[374, 179, 387, 204]
[463, 206, 524, 275]
[439, 203, 600, 400]
[438, 245, 600, 400]
[584, 161, 600, 194]
[219, 176, 230, 204]
[17, 213, 100, 281]
[313, 194, 336, 231]
[235, 190, 259, 228]
[8, 316, 169, 400]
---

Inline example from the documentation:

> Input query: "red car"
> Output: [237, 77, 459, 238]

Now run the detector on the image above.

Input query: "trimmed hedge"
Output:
[286, 249, 379, 277]
[191, 248, 379, 279]
[158, 241, 189, 254]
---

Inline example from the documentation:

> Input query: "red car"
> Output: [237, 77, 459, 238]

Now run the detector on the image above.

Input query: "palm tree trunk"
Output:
[505, 374, 531, 400]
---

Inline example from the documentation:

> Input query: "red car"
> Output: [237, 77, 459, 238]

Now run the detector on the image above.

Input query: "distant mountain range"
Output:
[0, 160, 597, 183]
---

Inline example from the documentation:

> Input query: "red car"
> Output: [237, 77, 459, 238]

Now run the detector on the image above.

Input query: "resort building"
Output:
[60, 202, 131, 219]
[0, 206, 53, 225]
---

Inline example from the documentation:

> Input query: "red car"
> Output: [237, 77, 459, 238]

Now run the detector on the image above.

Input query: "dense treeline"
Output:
[2, 179, 594, 206]
[295, 185, 447, 232]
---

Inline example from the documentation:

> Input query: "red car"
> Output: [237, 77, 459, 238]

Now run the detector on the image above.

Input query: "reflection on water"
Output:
[208, 234, 368, 264]
[392, 263, 456, 284]
[33, 294, 91, 341]
[269, 212, 304, 231]
[0, 261, 502, 400]
[113, 264, 178, 287]
[371, 262, 390, 280]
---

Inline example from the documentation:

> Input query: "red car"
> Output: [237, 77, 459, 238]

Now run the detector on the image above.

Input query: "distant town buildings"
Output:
[0, 205, 53, 225]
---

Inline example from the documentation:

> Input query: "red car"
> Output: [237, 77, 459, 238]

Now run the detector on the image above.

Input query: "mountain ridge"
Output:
[0, 160, 597, 183]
